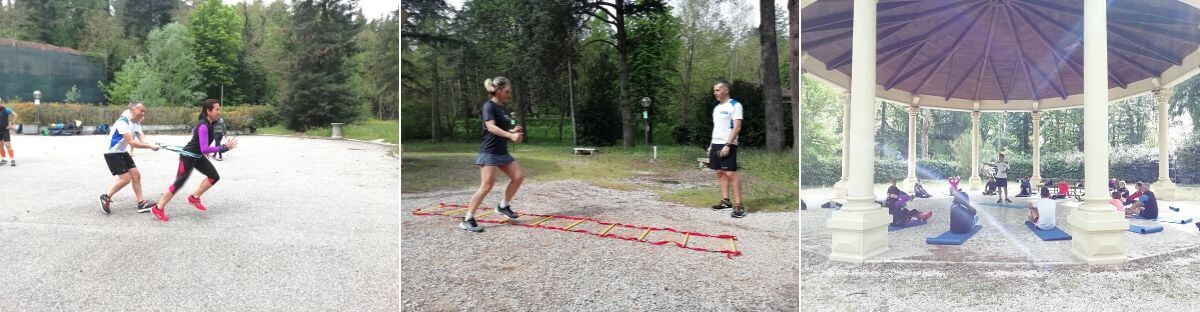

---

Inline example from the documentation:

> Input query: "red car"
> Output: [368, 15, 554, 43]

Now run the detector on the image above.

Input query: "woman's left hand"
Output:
[512, 125, 523, 133]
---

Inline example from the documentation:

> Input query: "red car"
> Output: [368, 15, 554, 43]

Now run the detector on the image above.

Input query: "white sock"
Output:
[463, 209, 475, 220]
[500, 200, 509, 208]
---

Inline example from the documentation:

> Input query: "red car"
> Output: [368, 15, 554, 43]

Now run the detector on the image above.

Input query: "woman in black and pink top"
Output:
[146, 99, 240, 221]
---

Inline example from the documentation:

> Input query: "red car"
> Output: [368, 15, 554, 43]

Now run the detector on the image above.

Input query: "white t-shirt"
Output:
[106, 114, 143, 154]
[710, 99, 744, 145]
[1034, 197, 1057, 230]
[995, 160, 1008, 179]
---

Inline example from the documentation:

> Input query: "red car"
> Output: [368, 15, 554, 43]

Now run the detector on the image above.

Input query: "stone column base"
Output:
[1151, 180, 1177, 200]
[827, 201, 892, 263]
[968, 176, 983, 191]
[1067, 205, 1129, 265]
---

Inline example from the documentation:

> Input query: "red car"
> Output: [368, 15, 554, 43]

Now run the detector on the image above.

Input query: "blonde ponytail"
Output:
[484, 76, 510, 95]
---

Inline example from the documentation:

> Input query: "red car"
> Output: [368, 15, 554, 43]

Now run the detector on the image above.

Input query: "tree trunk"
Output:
[617, 2, 633, 147]
[431, 49, 440, 143]
[789, 0, 799, 153]
[569, 58, 578, 146]
[760, 0, 784, 151]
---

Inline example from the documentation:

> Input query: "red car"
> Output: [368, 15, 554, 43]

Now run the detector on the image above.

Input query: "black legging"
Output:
[168, 155, 220, 194]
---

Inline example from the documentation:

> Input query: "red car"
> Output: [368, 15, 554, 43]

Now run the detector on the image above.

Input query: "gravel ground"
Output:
[801, 187, 1200, 310]
[401, 180, 800, 312]
[0, 135, 399, 311]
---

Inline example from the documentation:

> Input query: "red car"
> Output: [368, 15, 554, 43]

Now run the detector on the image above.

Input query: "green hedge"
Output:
[801, 142, 1197, 187]
[6, 102, 279, 131]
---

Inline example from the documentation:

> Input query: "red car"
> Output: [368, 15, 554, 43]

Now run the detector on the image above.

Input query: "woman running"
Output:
[459, 76, 525, 232]
[146, 99, 239, 221]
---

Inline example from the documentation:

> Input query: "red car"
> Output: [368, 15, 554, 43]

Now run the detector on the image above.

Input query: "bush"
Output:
[223, 105, 280, 132]
[801, 153, 839, 187]
[916, 158, 965, 180]
[1173, 132, 1200, 183]
[6, 102, 277, 131]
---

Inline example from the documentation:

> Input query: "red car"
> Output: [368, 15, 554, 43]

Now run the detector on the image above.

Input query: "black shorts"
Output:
[708, 144, 738, 171]
[995, 178, 1008, 188]
[104, 152, 136, 176]
[0, 129, 9, 141]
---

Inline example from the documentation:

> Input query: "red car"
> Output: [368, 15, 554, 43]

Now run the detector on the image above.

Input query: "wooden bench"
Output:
[573, 148, 599, 155]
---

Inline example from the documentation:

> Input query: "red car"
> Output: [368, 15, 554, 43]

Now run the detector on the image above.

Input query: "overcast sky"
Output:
[221, 0, 398, 21]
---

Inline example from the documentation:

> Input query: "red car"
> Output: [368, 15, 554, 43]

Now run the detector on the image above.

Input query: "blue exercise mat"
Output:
[1024, 221, 1072, 241]
[926, 225, 983, 245]
[1131, 215, 1194, 224]
[1128, 224, 1164, 234]
[978, 202, 1027, 209]
[888, 219, 927, 232]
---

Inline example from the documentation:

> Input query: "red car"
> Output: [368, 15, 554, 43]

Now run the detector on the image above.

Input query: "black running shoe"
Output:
[712, 198, 732, 210]
[137, 200, 153, 213]
[731, 203, 746, 218]
[99, 194, 112, 214]
[9, 160, 13, 166]
[496, 204, 518, 219]
[459, 218, 483, 232]
[0, 160, 6, 166]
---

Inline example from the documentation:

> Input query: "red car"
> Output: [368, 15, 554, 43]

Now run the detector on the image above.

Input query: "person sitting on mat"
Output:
[1110, 191, 1126, 212]
[1027, 187, 1057, 230]
[1051, 180, 1070, 199]
[886, 179, 932, 226]
[982, 177, 998, 196]
[949, 191, 978, 234]
[1108, 178, 1118, 191]
[1126, 183, 1159, 219]
[948, 176, 961, 195]
[1125, 182, 1145, 205]
[1016, 176, 1032, 197]
[1115, 180, 1130, 199]
[913, 179, 932, 198]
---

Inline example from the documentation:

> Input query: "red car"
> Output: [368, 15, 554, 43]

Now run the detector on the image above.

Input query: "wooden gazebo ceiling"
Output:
[801, 0, 1200, 111]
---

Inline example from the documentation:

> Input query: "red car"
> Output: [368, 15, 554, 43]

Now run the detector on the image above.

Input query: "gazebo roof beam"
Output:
[1108, 32, 1183, 66]
[826, 2, 987, 71]
[974, 6, 1001, 101]
[1006, 3, 1069, 99]
[886, 3, 990, 90]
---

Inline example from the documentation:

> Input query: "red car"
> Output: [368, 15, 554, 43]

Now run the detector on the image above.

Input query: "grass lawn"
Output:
[401, 142, 799, 212]
[259, 119, 398, 144]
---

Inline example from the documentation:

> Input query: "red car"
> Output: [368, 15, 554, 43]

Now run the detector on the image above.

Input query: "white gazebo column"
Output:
[902, 105, 919, 191]
[1069, 0, 1127, 265]
[968, 111, 982, 190]
[1152, 88, 1178, 199]
[833, 90, 851, 199]
[827, 0, 890, 263]
[1030, 111, 1043, 188]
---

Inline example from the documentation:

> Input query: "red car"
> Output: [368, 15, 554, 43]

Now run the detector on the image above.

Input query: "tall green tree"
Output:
[627, 2, 681, 144]
[280, 0, 363, 131]
[572, 0, 668, 147]
[188, 0, 244, 102]
[359, 10, 399, 119]
[117, 0, 178, 43]
[0, 2, 28, 39]
[105, 23, 204, 106]
[79, 10, 138, 89]
[17, 0, 108, 48]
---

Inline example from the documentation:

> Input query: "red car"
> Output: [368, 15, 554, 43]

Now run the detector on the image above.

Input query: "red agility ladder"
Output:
[412, 202, 743, 258]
